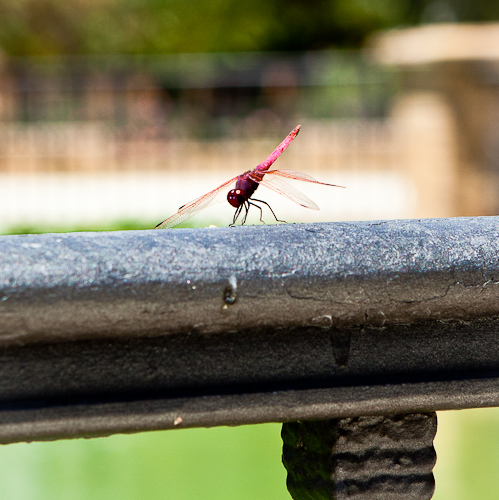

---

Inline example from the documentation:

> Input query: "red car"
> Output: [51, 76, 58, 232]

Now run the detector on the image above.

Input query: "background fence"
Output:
[2, 46, 495, 233]
[0, 51, 414, 231]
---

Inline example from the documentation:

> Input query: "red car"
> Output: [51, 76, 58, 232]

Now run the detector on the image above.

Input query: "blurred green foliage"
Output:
[0, 409, 498, 499]
[433, 408, 499, 500]
[2, 0, 499, 57]
[0, 424, 290, 500]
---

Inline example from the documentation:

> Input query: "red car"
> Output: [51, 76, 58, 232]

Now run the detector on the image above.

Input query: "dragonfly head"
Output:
[227, 189, 246, 208]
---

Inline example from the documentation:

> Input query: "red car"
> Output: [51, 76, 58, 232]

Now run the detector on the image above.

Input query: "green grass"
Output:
[0, 424, 290, 500]
[1, 219, 201, 235]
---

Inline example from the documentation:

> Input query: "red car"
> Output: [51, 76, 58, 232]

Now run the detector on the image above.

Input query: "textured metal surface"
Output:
[0, 217, 499, 441]
[282, 413, 437, 500]
[2, 216, 499, 346]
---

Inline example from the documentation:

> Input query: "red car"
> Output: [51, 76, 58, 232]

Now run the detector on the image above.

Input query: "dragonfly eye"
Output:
[227, 189, 246, 208]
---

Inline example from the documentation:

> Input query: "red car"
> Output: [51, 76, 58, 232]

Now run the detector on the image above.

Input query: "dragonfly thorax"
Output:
[227, 175, 259, 207]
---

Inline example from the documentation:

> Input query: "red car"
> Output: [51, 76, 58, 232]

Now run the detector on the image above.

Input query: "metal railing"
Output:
[1, 216, 499, 498]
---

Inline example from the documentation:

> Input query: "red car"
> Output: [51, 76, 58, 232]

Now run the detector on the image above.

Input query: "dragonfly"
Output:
[155, 124, 344, 229]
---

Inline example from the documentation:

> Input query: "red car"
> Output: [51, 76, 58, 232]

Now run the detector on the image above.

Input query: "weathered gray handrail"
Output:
[0, 216, 499, 443]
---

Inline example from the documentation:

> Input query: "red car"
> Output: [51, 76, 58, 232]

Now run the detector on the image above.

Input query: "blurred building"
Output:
[373, 23, 499, 218]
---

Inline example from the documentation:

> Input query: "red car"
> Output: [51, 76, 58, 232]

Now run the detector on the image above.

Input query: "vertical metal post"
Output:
[282, 413, 437, 500]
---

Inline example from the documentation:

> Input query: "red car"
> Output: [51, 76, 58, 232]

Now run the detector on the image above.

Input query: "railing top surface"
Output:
[1, 216, 498, 346]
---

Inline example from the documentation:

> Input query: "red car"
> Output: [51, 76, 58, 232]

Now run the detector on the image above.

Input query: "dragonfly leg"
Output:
[241, 201, 251, 225]
[250, 198, 287, 224]
[229, 204, 244, 226]
[247, 200, 265, 224]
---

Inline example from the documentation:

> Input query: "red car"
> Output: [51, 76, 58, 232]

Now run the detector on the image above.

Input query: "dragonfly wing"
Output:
[257, 175, 320, 210]
[155, 176, 239, 229]
[264, 169, 345, 188]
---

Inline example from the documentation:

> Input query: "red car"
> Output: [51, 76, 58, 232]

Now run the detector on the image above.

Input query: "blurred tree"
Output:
[0, 0, 85, 56]
[261, 0, 415, 49]
[0, 0, 499, 56]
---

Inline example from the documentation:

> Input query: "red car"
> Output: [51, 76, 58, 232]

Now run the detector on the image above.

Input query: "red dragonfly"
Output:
[155, 125, 344, 229]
